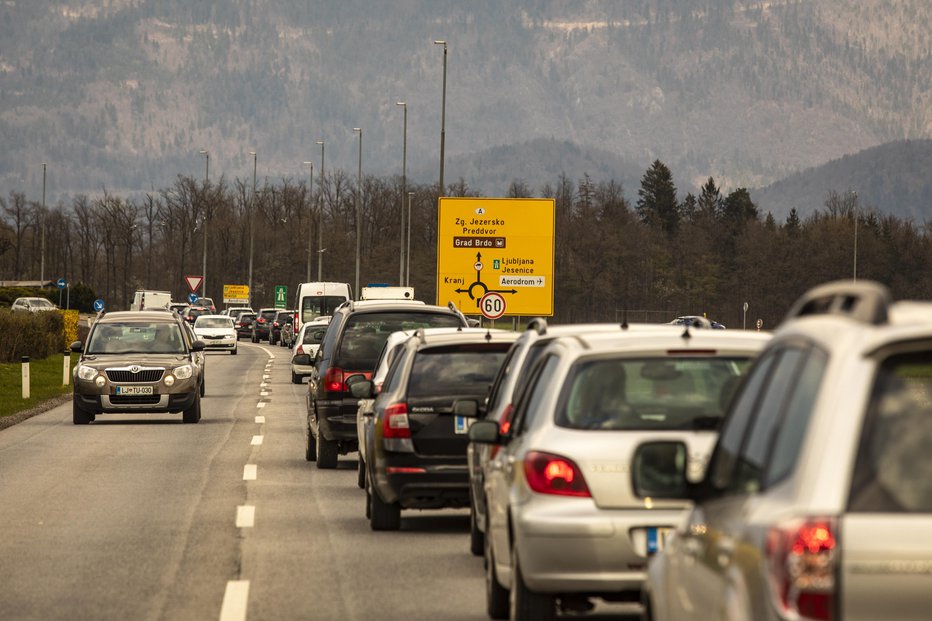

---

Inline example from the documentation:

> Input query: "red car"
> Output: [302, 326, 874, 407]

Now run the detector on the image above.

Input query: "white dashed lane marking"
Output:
[256, 402, 266, 409]
[236, 505, 256, 528]
[219, 580, 250, 621]
[251, 435, 263, 446]
[255, 415, 265, 423]
[243, 465, 257, 481]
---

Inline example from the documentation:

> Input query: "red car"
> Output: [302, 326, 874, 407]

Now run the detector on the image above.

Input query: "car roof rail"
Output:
[415, 327, 426, 344]
[526, 317, 548, 335]
[783, 280, 891, 326]
[447, 301, 469, 326]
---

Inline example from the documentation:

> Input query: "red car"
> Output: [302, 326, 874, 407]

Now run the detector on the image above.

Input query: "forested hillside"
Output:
[1, 0, 929, 207]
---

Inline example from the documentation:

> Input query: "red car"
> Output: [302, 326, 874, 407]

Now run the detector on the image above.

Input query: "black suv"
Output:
[305, 301, 468, 469]
[251, 308, 278, 342]
[351, 328, 517, 530]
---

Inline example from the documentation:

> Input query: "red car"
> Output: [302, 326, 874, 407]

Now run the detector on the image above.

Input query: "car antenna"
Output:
[485, 329, 492, 342]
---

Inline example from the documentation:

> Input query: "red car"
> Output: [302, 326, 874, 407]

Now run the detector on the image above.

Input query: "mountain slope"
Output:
[0, 0, 929, 201]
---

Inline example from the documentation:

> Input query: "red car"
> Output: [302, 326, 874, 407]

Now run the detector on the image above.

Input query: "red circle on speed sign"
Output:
[480, 292, 506, 320]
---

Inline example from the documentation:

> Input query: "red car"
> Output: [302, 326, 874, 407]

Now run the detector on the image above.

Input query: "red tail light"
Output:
[523, 451, 591, 497]
[273, 321, 280, 328]
[766, 518, 837, 621]
[258, 318, 266, 324]
[323, 367, 344, 393]
[491, 404, 514, 459]
[296, 344, 305, 355]
[383, 403, 411, 439]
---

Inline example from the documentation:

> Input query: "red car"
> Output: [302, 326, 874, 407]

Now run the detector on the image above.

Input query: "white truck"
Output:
[294, 282, 352, 334]
[130, 290, 172, 312]
[360, 286, 415, 301]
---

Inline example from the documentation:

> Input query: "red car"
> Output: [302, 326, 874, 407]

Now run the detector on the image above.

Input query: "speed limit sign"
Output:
[479, 292, 506, 320]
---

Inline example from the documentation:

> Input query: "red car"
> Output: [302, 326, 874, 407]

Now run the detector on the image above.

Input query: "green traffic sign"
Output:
[274, 285, 287, 309]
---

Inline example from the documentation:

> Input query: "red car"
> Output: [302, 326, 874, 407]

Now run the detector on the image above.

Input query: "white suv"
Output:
[635, 280, 932, 621]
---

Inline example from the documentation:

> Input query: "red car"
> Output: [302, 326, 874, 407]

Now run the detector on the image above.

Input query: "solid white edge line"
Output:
[219, 580, 250, 621]
[251, 435, 263, 445]
[236, 505, 256, 528]
[243, 464, 257, 480]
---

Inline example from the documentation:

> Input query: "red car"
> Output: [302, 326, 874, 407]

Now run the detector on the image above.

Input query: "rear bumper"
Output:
[373, 455, 470, 509]
[512, 500, 686, 595]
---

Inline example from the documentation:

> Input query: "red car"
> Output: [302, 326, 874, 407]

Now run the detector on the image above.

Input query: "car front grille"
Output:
[106, 368, 164, 383]
[108, 395, 161, 405]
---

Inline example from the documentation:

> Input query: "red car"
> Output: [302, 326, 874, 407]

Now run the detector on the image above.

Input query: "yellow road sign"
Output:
[437, 197, 554, 316]
[223, 284, 250, 304]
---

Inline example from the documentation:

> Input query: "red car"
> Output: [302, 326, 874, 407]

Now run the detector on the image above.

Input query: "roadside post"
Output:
[57, 277, 66, 307]
[21, 356, 30, 399]
[743, 302, 748, 330]
[63, 350, 71, 386]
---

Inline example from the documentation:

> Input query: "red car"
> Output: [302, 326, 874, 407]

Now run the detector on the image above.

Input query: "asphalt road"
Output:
[0, 343, 640, 621]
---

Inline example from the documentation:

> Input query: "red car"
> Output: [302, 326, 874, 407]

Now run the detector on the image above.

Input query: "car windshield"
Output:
[556, 356, 752, 431]
[407, 344, 510, 399]
[195, 317, 233, 329]
[30, 298, 55, 308]
[336, 312, 463, 369]
[86, 322, 187, 355]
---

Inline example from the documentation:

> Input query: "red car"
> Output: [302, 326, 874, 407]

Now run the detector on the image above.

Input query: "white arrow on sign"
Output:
[185, 275, 203, 293]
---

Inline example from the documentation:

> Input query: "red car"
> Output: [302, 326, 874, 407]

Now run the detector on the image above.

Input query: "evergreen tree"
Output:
[636, 160, 679, 237]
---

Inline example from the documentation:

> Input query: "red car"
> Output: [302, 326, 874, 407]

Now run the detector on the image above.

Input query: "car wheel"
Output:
[182, 394, 201, 424]
[316, 431, 338, 469]
[510, 548, 554, 621]
[369, 487, 401, 531]
[365, 479, 372, 519]
[231, 347, 237, 355]
[291, 371, 300, 384]
[305, 419, 317, 462]
[469, 495, 484, 557]
[199, 377, 205, 397]
[72, 400, 92, 425]
[641, 588, 655, 621]
[484, 516, 509, 620]
[357, 456, 366, 489]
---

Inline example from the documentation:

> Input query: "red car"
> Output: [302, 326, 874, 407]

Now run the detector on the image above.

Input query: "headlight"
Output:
[173, 364, 194, 380]
[77, 365, 98, 381]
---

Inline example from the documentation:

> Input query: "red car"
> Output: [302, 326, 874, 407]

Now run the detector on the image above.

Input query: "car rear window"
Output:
[260, 310, 277, 321]
[407, 344, 510, 399]
[556, 356, 752, 431]
[335, 312, 463, 369]
[849, 351, 932, 513]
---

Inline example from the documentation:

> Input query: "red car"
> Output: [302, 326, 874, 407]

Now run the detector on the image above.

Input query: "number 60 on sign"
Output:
[480, 292, 506, 320]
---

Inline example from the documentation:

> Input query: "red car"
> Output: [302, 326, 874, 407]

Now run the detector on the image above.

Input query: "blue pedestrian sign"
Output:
[93, 299, 105, 312]
[57, 278, 66, 289]
[188, 292, 199, 305]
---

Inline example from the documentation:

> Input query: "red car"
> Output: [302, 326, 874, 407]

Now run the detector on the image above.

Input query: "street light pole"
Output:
[249, 151, 257, 306]
[406, 191, 414, 287]
[199, 149, 209, 299]
[40, 162, 46, 282]
[316, 140, 325, 281]
[396, 101, 407, 285]
[852, 191, 859, 282]
[434, 40, 447, 195]
[353, 128, 362, 299]
[303, 161, 314, 281]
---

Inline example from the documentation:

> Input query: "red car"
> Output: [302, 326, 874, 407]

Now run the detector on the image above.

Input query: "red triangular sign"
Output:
[185, 275, 203, 293]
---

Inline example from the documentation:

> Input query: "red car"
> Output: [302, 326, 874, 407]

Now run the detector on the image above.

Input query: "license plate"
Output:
[115, 386, 153, 396]
[647, 527, 672, 555]
[454, 415, 471, 434]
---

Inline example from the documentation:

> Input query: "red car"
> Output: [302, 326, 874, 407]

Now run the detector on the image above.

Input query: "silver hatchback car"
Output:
[470, 326, 770, 620]
[634, 280, 932, 621]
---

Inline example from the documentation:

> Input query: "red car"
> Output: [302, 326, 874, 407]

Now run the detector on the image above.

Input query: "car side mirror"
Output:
[631, 441, 690, 499]
[468, 419, 502, 444]
[70, 340, 84, 353]
[348, 377, 373, 399]
[191, 340, 206, 352]
[453, 399, 479, 418]
[292, 353, 312, 366]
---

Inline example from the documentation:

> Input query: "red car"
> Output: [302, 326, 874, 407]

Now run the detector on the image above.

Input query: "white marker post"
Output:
[63, 350, 71, 386]
[21, 356, 30, 399]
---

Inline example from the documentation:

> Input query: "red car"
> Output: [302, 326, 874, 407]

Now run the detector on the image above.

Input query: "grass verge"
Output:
[0, 353, 76, 420]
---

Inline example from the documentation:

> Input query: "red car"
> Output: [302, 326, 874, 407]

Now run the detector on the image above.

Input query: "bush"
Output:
[0, 309, 66, 363]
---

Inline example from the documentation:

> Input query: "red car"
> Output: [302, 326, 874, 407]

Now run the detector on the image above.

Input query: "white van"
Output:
[360, 286, 415, 301]
[130, 290, 172, 312]
[294, 282, 352, 333]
